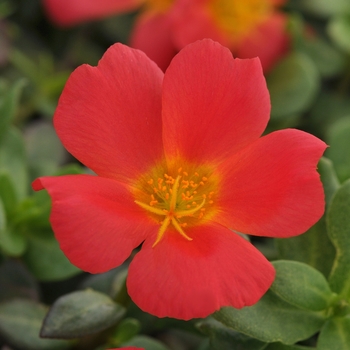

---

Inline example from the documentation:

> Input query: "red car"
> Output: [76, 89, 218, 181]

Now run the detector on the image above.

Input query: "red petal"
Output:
[236, 14, 290, 73]
[171, 0, 229, 49]
[32, 175, 157, 273]
[162, 39, 270, 164]
[127, 224, 275, 320]
[54, 43, 164, 183]
[43, 0, 138, 26]
[216, 129, 326, 237]
[130, 13, 178, 71]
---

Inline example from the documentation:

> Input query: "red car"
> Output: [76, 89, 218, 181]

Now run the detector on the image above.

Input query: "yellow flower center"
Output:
[208, 0, 273, 41]
[133, 162, 219, 247]
[142, 0, 173, 13]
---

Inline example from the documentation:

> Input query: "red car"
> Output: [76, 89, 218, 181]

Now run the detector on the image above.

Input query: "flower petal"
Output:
[54, 43, 164, 183]
[32, 175, 157, 273]
[216, 129, 326, 237]
[127, 223, 275, 320]
[171, 0, 229, 49]
[162, 39, 270, 164]
[130, 13, 178, 71]
[43, 0, 139, 26]
[236, 14, 290, 73]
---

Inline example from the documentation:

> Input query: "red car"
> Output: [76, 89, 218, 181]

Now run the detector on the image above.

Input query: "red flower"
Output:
[42, 0, 289, 72]
[32, 40, 326, 320]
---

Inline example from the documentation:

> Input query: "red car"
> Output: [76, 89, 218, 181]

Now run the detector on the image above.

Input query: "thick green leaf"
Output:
[24, 121, 66, 179]
[328, 15, 350, 54]
[317, 316, 350, 350]
[121, 335, 171, 350]
[0, 79, 26, 143]
[270, 261, 334, 311]
[318, 157, 340, 207]
[308, 91, 350, 137]
[299, 36, 346, 78]
[265, 343, 313, 350]
[197, 318, 267, 350]
[276, 217, 336, 278]
[0, 171, 18, 214]
[110, 318, 141, 345]
[296, 0, 350, 17]
[214, 290, 326, 345]
[327, 179, 350, 298]
[41, 289, 125, 339]
[0, 200, 27, 256]
[0, 299, 71, 350]
[23, 230, 80, 281]
[0, 259, 39, 302]
[267, 52, 319, 119]
[0, 126, 29, 200]
[326, 117, 350, 182]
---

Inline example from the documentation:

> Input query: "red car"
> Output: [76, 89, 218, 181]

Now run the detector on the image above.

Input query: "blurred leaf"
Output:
[0, 171, 18, 214]
[328, 15, 350, 53]
[318, 157, 340, 208]
[267, 52, 319, 119]
[197, 318, 267, 350]
[41, 289, 125, 339]
[270, 261, 334, 311]
[121, 335, 171, 350]
[308, 91, 350, 137]
[0, 199, 27, 256]
[0, 78, 26, 142]
[295, 0, 350, 17]
[25, 121, 66, 179]
[0, 259, 39, 302]
[317, 316, 350, 350]
[299, 36, 346, 78]
[0, 126, 29, 200]
[0, 299, 71, 350]
[265, 343, 313, 350]
[327, 179, 350, 298]
[23, 231, 80, 281]
[110, 318, 141, 345]
[326, 117, 350, 182]
[214, 290, 326, 344]
[276, 217, 335, 278]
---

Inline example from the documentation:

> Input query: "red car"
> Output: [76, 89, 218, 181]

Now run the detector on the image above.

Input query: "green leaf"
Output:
[326, 117, 350, 182]
[0, 171, 18, 214]
[317, 316, 350, 350]
[296, 0, 350, 17]
[265, 343, 313, 350]
[214, 290, 326, 345]
[197, 318, 267, 350]
[318, 157, 340, 207]
[276, 217, 336, 278]
[121, 335, 171, 350]
[0, 260, 39, 302]
[328, 15, 350, 54]
[25, 121, 66, 179]
[0, 200, 27, 256]
[110, 318, 141, 345]
[270, 261, 334, 311]
[0, 299, 71, 350]
[299, 37, 346, 78]
[0, 126, 29, 200]
[267, 52, 319, 119]
[308, 91, 350, 137]
[23, 231, 80, 281]
[41, 289, 125, 339]
[0, 79, 26, 143]
[327, 179, 350, 298]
